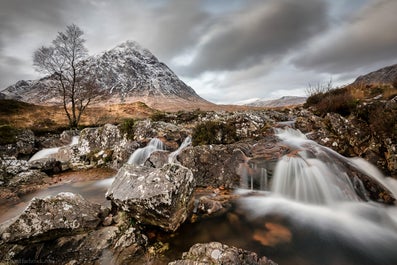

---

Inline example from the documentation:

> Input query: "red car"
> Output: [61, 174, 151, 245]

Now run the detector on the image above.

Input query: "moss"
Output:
[192, 120, 239, 146]
[0, 125, 20, 145]
[119, 118, 135, 140]
[150, 111, 170, 122]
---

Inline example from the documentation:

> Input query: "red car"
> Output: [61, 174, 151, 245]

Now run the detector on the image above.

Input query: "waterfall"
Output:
[127, 138, 165, 165]
[29, 136, 80, 162]
[127, 137, 192, 166]
[168, 136, 192, 164]
[237, 127, 397, 264]
[270, 127, 396, 204]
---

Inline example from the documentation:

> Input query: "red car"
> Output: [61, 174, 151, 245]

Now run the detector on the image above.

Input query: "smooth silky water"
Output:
[166, 128, 397, 265]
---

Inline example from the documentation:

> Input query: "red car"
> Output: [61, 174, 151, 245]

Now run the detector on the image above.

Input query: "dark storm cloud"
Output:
[293, 0, 397, 74]
[0, 0, 79, 88]
[184, 0, 329, 76]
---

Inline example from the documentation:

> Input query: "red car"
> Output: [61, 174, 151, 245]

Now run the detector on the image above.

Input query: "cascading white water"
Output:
[127, 137, 192, 166]
[270, 127, 394, 204]
[237, 127, 397, 264]
[168, 136, 192, 164]
[127, 138, 165, 165]
[29, 135, 80, 162]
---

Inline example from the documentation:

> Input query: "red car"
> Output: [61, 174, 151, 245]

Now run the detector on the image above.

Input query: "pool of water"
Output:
[164, 192, 397, 265]
[0, 177, 114, 224]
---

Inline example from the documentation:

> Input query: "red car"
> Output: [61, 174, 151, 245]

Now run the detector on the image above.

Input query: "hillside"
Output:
[0, 99, 156, 132]
[353, 63, 397, 86]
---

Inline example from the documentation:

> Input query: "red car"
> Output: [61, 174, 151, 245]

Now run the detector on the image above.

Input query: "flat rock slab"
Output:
[106, 163, 195, 231]
[0, 192, 102, 243]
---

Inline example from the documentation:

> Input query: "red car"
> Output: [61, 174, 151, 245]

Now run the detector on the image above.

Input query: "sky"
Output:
[1, 0, 397, 104]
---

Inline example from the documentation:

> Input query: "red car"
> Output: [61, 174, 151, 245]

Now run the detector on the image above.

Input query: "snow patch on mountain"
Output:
[244, 96, 307, 107]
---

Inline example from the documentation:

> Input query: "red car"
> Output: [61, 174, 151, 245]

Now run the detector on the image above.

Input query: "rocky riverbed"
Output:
[1, 99, 396, 264]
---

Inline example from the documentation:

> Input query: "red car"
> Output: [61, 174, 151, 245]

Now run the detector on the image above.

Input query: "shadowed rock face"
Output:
[106, 163, 195, 232]
[0, 192, 102, 243]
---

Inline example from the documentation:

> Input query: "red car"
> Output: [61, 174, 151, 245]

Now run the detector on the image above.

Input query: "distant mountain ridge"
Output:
[2, 41, 212, 110]
[244, 96, 307, 107]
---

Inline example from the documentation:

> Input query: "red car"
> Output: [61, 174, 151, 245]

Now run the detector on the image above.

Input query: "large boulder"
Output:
[0, 129, 35, 159]
[106, 163, 195, 231]
[28, 157, 62, 175]
[0, 192, 102, 243]
[179, 143, 252, 188]
[133, 120, 191, 150]
[75, 124, 137, 169]
[169, 242, 277, 265]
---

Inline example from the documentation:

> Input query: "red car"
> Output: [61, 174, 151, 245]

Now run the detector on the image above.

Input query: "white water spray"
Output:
[237, 127, 397, 264]
[127, 138, 165, 165]
[29, 136, 79, 162]
[168, 136, 192, 164]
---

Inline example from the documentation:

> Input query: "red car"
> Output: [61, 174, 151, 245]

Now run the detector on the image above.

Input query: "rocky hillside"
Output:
[352, 63, 397, 86]
[2, 41, 213, 111]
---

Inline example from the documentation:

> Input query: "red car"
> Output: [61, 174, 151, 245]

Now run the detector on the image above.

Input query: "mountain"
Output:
[352, 63, 397, 86]
[2, 41, 213, 111]
[244, 96, 307, 107]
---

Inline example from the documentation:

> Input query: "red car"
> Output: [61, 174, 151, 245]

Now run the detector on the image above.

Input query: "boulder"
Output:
[0, 129, 35, 158]
[179, 143, 251, 188]
[0, 192, 102, 243]
[133, 120, 191, 149]
[144, 150, 170, 168]
[28, 157, 62, 175]
[8, 169, 48, 187]
[0, 157, 29, 178]
[106, 163, 195, 231]
[76, 124, 137, 169]
[168, 242, 277, 265]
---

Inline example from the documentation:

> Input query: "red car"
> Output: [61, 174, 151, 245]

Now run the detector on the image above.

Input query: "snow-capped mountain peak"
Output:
[3, 40, 210, 109]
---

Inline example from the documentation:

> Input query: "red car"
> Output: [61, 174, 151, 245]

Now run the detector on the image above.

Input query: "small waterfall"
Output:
[270, 127, 396, 204]
[127, 138, 165, 165]
[271, 154, 360, 204]
[29, 136, 80, 162]
[29, 147, 61, 162]
[236, 127, 397, 264]
[168, 136, 192, 164]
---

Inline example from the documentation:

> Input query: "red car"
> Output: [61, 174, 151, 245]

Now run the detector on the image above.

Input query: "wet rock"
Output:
[0, 192, 102, 243]
[145, 150, 170, 168]
[0, 226, 122, 265]
[195, 190, 237, 218]
[28, 157, 62, 175]
[179, 142, 252, 188]
[168, 242, 277, 265]
[106, 163, 195, 231]
[8, 169, 48, 187]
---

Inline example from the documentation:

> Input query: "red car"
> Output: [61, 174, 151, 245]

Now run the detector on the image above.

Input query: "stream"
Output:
[1, 131, 397, 265]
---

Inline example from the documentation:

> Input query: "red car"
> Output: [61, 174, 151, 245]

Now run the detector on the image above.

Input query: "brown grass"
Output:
[0, 100, 156, 131]
[346, 83, 397, 100]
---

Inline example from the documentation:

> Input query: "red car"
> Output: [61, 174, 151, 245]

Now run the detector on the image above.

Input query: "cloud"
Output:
[184, 0, 328, 76]
[293, 0, 397, 74]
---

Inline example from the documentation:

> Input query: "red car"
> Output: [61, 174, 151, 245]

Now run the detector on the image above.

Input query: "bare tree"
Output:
[33, 24, 100, 128]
